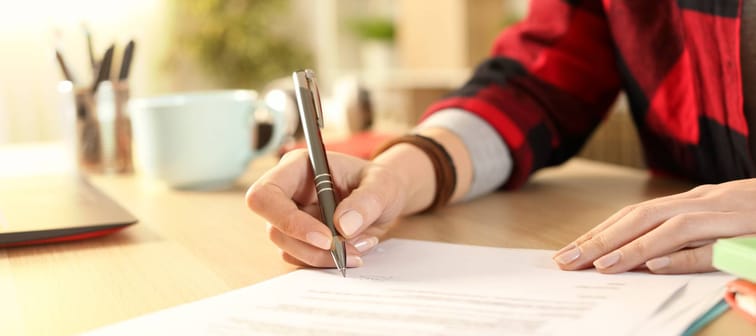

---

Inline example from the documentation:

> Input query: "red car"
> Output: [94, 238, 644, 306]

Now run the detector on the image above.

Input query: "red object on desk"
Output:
[280, 131, 396, 159]
[725, 279, 756, 323]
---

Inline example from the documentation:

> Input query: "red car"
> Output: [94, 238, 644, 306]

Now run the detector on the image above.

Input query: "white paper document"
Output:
[636, 273, 732, 335]
[84, 239, 731, 336]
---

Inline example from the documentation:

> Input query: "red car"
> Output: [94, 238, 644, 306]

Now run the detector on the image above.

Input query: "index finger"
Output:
[555, 197, 712, 270]
[246, 150, 333, 250]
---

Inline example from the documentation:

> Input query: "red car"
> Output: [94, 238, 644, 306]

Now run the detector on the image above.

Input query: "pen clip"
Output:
[304, 69, 324, 129]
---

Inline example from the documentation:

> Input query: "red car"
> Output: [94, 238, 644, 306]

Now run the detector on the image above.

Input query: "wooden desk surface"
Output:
[0, 145, 752, 335]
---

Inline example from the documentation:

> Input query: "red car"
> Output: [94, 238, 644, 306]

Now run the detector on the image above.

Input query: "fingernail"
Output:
[339, 210, 363, 237]
[646, 256, 670, 271]
[347, 255, 363, 267]
[554, 243, 577, 257]
[305, 232, 331, 250]
[554, 245, 581, 265]
[353, 236, 379, 253]
[594, 250, 622, 269]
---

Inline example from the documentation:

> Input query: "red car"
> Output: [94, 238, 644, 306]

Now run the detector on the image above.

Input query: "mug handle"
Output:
[250, 97, 287, 159]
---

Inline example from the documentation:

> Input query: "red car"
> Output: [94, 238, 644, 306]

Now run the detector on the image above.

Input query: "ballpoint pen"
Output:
[292, 69, 348, 277]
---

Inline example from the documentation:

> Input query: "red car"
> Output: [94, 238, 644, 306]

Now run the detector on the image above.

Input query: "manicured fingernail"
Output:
[646, 256, 670, 271]
[353, 236, 379, 253]
[594, 250, 622, 269]
[347, 255, 363, 267]
[339, 210, 363, 237]
[554, 243, 577, 257]
[554, 245, 581, 265]
[306, 232, 331, 250]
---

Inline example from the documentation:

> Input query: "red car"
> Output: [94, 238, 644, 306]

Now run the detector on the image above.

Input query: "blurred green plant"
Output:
[500, 12, 523, 29]
[169, 0, 311, 89]
[347, 16, 395, 42]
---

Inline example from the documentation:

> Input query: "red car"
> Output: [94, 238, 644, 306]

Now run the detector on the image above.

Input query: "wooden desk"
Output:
[0, 145, 752, 335]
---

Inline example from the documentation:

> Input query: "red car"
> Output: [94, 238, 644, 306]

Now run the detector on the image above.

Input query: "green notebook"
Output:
[712, 237, 756, 282]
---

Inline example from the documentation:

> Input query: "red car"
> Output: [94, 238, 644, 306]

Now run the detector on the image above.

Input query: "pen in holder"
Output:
[65, 81, 133, 174]
[55, 38, 136, 174]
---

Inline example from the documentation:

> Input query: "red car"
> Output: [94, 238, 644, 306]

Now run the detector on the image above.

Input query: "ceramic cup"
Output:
[129, 90, 286, 189]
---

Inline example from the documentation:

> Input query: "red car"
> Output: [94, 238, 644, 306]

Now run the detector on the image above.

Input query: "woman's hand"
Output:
[246, 149, 409, 268]
[553, 178, 756, 274]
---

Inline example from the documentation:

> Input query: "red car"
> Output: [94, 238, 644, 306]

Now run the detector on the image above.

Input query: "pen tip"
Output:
[330, 237, 348, 277]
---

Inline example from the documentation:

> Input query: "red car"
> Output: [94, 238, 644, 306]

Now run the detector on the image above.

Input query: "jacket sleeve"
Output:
[423, 0, 622, 189]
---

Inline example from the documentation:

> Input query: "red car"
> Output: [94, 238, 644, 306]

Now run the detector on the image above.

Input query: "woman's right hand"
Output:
[245, 149, 410, 268]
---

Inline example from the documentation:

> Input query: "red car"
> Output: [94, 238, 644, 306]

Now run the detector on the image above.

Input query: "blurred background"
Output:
[0, 0, 642, 167]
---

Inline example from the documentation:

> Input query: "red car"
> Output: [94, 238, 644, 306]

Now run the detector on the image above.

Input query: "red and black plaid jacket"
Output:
[424, 0, 756, 188]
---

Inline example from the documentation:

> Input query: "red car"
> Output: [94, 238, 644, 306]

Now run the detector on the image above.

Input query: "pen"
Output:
[82, 23, 97, 71]
[52, 29, 76, 84]
[118, 40, 135, 81]
[92, 44, 115, 94]
[292, 69, 347, 277]
[54, 47, 76, 84]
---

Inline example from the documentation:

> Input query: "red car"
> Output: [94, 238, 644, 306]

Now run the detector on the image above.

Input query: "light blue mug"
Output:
[129, 90, 286, 189]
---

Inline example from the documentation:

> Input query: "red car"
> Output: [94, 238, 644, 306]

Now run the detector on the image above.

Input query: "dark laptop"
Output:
[0, 174, 137, 247]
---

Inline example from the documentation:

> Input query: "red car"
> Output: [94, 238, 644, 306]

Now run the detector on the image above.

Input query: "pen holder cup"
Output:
[60, 81, 133, 174]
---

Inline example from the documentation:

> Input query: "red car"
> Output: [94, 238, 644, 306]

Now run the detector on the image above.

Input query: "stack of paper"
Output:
[84, 239, 733, 335]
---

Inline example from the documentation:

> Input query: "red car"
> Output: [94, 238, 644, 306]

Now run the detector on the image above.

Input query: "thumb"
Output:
[334, 166, 404, 239]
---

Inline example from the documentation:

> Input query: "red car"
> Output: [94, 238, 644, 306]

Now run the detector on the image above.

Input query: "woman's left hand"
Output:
[552, 178, 756, 274]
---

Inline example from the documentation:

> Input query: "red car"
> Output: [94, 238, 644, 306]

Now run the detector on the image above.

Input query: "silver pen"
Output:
[292, 69, 347, 277]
